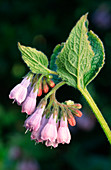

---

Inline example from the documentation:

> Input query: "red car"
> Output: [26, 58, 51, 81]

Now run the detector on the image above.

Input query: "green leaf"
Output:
[50, 43, 64, 71]
[85, 30, 105, 86]
[18, 42, 49, 75]
[56, 57, 77, 87]
[49, 43, 64, 83]
[56, 14, 105, 89]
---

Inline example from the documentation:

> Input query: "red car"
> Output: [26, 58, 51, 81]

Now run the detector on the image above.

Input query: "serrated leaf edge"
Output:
[18, 42, 50, 75]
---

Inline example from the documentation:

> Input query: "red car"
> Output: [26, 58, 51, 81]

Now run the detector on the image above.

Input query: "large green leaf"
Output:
[56, 57, 77, 87]
[18, 43, 49, 75]
[56, 14, 105, 89]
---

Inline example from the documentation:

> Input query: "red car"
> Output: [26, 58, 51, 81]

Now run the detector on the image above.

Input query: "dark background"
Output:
[0, 0, 111, 169]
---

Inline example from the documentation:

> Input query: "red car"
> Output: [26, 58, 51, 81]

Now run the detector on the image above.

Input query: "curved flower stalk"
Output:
[9, 73, 83, 148]
[23, 84, 83, 148]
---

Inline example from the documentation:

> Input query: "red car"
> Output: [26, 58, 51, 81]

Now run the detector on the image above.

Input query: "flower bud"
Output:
[47, 79, 55, 88]
[73, 109, 82, 117]
[37, 81, 42, 96]
[68, 114, 76, 126]
[73, 103, 82, 109]
[43, 80, 49, 94]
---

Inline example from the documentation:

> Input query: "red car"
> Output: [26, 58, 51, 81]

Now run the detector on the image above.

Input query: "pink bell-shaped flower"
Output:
[45, 139, 58, 148]
[41, 114, 57, 142]
[31, 115, 48, 143]
[9, 76, 31, 105]
[24, 103, 46, 132]
[57, 117, 71, 144]
[22, 85, 38, 115]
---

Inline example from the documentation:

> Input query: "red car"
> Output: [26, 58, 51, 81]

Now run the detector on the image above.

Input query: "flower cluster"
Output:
[9, 72, 82, 148]
[23, 98, 82, 148]
[9, 72, 55, 115]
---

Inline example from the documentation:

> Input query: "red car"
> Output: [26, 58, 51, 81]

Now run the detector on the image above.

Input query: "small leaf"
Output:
[49, 43, 64, 83]
[56, 14, 105, 89]
[18, 43, 49, 75]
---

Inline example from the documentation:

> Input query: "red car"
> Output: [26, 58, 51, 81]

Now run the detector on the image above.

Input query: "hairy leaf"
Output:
[56, 14, 105, 89]
[18, 43, 49, 75]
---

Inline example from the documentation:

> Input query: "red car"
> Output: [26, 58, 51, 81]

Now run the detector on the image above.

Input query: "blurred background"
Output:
[0, 0, 111, 169]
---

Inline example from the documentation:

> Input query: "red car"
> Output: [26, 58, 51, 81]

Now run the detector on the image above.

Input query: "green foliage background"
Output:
[0, 0, 111, 169]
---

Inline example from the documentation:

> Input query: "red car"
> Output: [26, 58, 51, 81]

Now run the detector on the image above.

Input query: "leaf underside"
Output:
[56, 14, 105, 89]
[49, 43, 64, 83]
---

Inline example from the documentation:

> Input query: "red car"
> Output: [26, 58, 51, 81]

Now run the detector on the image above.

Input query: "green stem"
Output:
[45, 81, 66, 100]
[79, 86, 111, 144]
[36, 74, 44, 89]
[47, 68, 58, 75]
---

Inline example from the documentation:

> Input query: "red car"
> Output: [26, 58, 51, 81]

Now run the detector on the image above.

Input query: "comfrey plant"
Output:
[9, 14, 111, 147]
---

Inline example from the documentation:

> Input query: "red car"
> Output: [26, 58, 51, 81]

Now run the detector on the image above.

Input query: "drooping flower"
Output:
[45, 139, 58, 148]
[57, 117, 71, 144]
[41, 114, 57, 142]
[9, 75, 32, 105]
[24, 100, 46, 132]
[31, 115, 48, 143]
[22, 85, 38, 115]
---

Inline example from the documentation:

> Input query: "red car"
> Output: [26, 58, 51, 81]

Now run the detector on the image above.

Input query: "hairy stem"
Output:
[36, 74, 44, 89]
[47, 68, 58, 75]
[45, 81, 66, 100]
[79, 86, 111, 144]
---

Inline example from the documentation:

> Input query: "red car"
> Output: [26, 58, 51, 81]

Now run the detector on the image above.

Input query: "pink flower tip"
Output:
[41, 114, 57, 142]
[57, 117, 71, 144]
[9, 76, 31, 105]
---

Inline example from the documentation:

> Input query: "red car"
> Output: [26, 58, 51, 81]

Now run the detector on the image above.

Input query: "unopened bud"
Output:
[43, 84, 49, 93]
[47, 79, 55, 88]
[37, 89, 42, 96]
[46, 75, 53, 79]
[68, 114, 76, 126]
[43, 80, 49, 94]
[72, 109, 82, 117]
[69, 103, 82, 109]
[65, 100, 74, 105]
[74, 103, 82, 109]
[37, 82, 42, 96]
